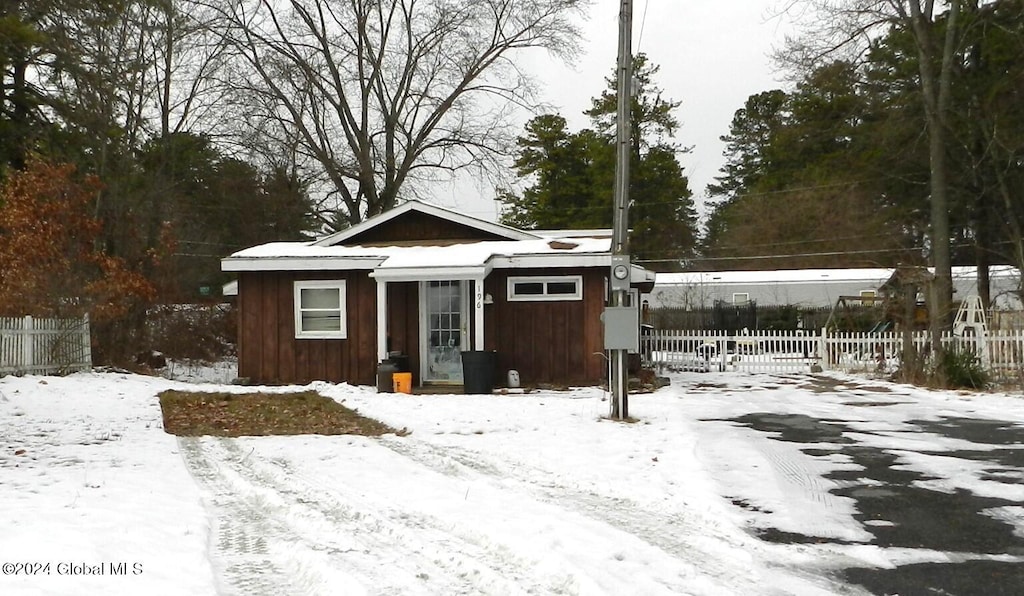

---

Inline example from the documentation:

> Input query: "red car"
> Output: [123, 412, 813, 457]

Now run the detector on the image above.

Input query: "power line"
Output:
[685, 233, 909, 254]
[705, 177, 898, 202]
[496, 178, 890, 215]
[635, 0, 650, 52]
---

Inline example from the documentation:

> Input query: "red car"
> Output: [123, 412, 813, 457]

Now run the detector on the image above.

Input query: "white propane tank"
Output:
[507, 369, 521, 388]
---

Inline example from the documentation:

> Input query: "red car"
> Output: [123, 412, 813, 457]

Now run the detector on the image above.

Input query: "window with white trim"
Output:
[294, 280, 347, 338]
[507, 275, 583, 301]
[860, 290, 877, 306]
[732, 293, 750, 304]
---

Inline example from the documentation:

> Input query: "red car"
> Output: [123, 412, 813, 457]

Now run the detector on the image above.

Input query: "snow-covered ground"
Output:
[1, 368, 1023, 595]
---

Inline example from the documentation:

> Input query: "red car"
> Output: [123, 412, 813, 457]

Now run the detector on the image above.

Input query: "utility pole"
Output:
[609, 0, 633, 420]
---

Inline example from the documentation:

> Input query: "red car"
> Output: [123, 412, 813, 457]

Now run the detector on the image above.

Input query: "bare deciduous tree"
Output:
[203, 0, 586, 228]
[145, 0, 234, 138]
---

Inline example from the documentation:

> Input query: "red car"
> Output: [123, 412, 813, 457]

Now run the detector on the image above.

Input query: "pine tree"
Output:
[500, 55, 698, 270]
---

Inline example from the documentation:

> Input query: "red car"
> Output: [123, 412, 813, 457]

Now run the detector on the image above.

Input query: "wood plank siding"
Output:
[238, 267, 608, 387]
[228, 203, 623, 388]
[484, 268, 606, 386]
[238, 270, 380, 385]
[342, 211, 508, 245]
[386, 281, 420, 384]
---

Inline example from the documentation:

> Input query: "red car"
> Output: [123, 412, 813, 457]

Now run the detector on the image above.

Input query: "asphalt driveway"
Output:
[719, 407, 1024, 595]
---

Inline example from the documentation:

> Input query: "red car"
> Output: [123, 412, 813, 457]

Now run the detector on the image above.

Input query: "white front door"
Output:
[421, 280, 468, 383]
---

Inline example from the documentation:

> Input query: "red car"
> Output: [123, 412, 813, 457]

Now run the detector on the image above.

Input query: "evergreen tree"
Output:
[703, 62, 915, 270]
[500, 55, 698, 270]
[137, 132, 316, 298]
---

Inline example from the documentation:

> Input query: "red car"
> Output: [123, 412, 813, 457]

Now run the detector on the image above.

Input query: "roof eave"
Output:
[221, 256, 385, 272]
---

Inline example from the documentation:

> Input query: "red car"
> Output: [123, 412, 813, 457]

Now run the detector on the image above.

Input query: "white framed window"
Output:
[294, 280, 347, 339]
[507, 275, 583, 302]
[732, 292, 750, 304]
[860, 290, 877, 306]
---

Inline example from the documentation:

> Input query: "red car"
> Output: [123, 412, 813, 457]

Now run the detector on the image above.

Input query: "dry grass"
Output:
[158, 390, 404, 437]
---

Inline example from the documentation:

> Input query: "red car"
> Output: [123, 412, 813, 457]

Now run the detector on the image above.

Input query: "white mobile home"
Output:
[648, 266, 1021, 310]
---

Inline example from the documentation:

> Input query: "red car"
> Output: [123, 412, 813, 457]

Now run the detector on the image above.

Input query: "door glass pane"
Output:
[425, 281, 463, 381]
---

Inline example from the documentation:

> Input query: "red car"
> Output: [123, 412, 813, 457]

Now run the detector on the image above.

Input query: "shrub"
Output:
[0, 160, 157, 320]
[145, 303, 236, 363]
[0, 159, 158, 366]
[936, 346, 989, 390]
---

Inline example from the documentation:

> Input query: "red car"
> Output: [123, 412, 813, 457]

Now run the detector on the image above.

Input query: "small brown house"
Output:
[222, 201, 654, 389]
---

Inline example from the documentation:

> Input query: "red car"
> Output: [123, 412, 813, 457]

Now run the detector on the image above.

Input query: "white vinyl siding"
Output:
[507, 276, 583, 302]
[294, 280, 347, 339]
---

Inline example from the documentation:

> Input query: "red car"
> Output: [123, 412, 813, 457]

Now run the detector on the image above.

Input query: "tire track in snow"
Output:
[759, 439, 833, 508]
[179, 437, 315, 596]
[181, 436, 567, 596]
[214, 438, 567, 595]
[376, 436, 851, 596]
[743, 430, 871, 545]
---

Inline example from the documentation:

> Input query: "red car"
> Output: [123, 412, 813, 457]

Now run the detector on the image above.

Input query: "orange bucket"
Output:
[392, 372, 413, 394]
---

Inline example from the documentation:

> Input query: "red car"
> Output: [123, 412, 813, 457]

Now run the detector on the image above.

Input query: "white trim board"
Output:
[222, 256, 384, 272]
[370, 265, 492, 282]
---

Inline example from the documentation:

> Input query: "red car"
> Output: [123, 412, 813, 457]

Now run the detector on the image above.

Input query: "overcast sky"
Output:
[448, 1, 793, 225]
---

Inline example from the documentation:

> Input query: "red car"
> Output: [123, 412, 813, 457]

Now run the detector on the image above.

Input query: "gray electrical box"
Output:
[602, 306, 639, 351]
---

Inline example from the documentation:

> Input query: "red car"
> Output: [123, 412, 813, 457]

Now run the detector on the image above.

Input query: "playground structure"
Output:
[825, 266, 937, 333]
[645, 267, 1024, 379]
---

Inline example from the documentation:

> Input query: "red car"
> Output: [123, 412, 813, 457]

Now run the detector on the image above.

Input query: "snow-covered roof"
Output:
[655, 266, 1020, 287]
[222, 199, 634, 277]
[222, 237, 615, 275]
[655, 268, 895, 287]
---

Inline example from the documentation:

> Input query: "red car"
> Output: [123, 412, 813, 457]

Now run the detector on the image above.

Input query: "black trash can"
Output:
[390, 353, 410, 373]
[461, 350, 496, 394]
[376, 360, 398, 393]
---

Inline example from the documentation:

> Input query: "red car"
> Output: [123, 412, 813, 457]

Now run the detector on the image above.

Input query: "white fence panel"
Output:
[731, 329, 820, 373]
[822, 331, 898, 374]
[982, 330, 1024, 379]
[643, 329, 822, 374]
[643, 327, 1024, 379]
[0, 315, 92, 376]
[646, 329, 724, 372]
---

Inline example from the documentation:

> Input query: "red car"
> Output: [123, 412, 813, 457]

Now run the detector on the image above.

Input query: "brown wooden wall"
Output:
[484, 268, 606, 386]
[386, 281, 420, 383]
[237, 267, 609, 387]
[344, 211, 507, 245]
[237, 270, 379, 385]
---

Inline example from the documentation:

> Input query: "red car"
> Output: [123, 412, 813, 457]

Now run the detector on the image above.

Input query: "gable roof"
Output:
[311, 200, 538, 247]
[221, 200, 659, 287]
[221, 236, 615, 274]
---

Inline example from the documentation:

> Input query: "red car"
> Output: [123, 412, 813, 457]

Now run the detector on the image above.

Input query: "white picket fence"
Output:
[0, 315, 92, 376]
[643, 328, 1024, 380]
